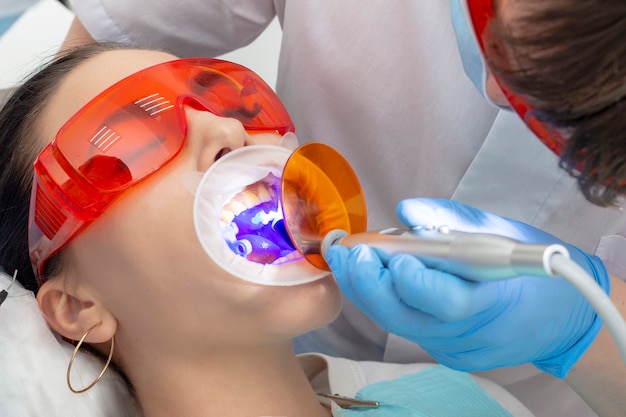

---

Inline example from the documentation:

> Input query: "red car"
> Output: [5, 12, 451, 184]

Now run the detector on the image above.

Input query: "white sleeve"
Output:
[67, 0, 278, 57]
[596, 234, 626, 280]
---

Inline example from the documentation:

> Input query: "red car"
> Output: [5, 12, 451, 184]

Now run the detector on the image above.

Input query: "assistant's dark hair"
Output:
[0, 42, 132, 293]
[486, 0, 626, 206]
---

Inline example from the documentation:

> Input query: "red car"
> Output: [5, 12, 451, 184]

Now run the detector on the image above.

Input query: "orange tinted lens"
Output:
[188, 63, 294, 134]
[281, 143, 367, 270]
[55, 59, 294, 195]
[56, 66, 187, 192]
[468, 0, 491, 40]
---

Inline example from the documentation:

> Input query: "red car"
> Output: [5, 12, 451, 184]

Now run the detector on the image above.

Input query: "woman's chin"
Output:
[268, 274, 343, 338]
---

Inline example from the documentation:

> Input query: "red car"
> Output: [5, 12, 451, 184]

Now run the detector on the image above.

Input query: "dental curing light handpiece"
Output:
[321, 227, 626, 365]
[321, 227, 569, 281]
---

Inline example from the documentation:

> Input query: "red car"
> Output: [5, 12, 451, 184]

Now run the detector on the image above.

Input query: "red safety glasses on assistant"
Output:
[28, 58, 295, 284]
[466, 0, 567, 157]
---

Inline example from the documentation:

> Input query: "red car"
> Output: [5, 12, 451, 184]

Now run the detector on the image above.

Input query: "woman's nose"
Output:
[183, 106, 249, 172]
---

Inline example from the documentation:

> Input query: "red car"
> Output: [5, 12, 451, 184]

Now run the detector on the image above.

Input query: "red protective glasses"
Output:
[28, 58, 295, 284]
[467, 0, 567, 156]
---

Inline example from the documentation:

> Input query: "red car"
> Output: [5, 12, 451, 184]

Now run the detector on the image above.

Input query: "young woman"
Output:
[0, 44, 533, 416]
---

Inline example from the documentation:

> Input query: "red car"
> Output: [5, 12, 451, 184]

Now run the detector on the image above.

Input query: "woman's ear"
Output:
[36, 277, 117, 343]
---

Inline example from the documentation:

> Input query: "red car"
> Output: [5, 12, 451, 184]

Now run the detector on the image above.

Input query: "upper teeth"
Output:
[221, 178, 277, 223]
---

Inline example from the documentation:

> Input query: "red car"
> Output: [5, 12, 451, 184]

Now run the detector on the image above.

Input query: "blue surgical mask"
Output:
[450, 0, 508, 110]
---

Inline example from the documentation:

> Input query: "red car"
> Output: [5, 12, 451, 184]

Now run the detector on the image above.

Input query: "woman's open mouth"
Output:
[220, 173, 298, 264]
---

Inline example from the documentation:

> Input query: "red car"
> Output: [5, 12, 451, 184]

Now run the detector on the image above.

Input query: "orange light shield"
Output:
[281, 143, 367, 271]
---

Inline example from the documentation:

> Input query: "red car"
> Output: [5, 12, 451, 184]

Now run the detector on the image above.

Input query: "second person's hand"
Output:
[326, 198, 610, 378]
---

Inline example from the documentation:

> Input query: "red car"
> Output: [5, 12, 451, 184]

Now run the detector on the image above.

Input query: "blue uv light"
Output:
[225, 182, 296, 264]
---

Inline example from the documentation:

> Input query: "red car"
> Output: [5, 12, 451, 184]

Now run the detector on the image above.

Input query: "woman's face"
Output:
[36, 49, 342, 355]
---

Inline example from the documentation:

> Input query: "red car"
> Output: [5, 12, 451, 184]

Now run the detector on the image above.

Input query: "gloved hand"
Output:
[326, 198, 610, 378]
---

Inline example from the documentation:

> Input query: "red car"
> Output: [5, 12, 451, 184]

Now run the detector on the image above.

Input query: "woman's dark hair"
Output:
[486, 0, 626, 206]
[0, 42, 132, 293]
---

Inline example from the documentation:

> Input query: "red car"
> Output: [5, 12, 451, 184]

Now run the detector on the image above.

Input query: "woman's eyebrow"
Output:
[191, 70, 237, 93]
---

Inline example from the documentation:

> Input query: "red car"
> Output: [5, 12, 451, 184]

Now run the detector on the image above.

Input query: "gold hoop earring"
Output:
[66, 322, 115, 394]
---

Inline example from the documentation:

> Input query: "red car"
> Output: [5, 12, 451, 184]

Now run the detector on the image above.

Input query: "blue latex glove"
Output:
[327, 198, 610, 378]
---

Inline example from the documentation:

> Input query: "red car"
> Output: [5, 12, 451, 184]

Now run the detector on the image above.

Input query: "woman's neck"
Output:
[123, 341, 331, 417]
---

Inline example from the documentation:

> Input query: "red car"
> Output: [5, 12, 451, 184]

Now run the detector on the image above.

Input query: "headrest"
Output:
[0, 271, 142, 416]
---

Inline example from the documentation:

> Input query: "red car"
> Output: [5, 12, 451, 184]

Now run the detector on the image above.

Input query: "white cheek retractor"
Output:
[192, 143, 329, 286]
